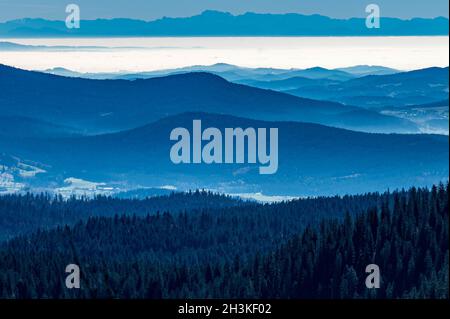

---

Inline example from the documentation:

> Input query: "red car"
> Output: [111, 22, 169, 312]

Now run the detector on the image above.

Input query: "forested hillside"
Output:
[0, 189, 381, 241]
[0, 183, 447, 299]
[0, 191, 246, 241]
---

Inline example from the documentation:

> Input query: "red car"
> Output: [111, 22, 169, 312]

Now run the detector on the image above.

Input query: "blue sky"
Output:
[0, 0, 448, 22]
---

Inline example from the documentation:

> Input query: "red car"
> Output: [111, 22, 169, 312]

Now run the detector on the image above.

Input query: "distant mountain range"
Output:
[0, 41, 120, 51]
[38, 63, 450, 134]
[0, 112, 448, 196]
[284, 67, 450, 107]
[0, 64, 418, 134]
[0, 11, 448, 37]
[41, 63, 397, 82]
[40, 63, 448, 109]
[0, 64, 447, 197]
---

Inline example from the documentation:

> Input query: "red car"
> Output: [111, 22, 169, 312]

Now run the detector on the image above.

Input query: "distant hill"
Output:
[0, 112, 447, 196]
[285, 67, 449, 108]
[335, 65, 400, 76]
[276, 67, 355, 81]
[237, 76, 334, 91]
[39, 63, 445, 112]
[0, 11, 448, 37]
[0, 64, 418, 134]
[41, 63, 361, 82]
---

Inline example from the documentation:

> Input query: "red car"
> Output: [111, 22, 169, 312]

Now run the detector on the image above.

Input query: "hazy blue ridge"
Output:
[0, 65, 447, 196]
[0, 11, 448, 37]
[0, 112, 448, 196]
[0, 64, 420, 134]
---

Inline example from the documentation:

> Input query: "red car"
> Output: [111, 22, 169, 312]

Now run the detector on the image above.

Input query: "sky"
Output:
[0, 0, 448, 22]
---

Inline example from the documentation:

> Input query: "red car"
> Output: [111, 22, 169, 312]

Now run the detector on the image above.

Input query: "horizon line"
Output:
[1, 10, 449, 24]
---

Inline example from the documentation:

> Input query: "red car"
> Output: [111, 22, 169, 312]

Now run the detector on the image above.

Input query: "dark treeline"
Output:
[0, 190, 246, 241]
[0, 189, 381, 241]
[0, 183, 448, 299]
